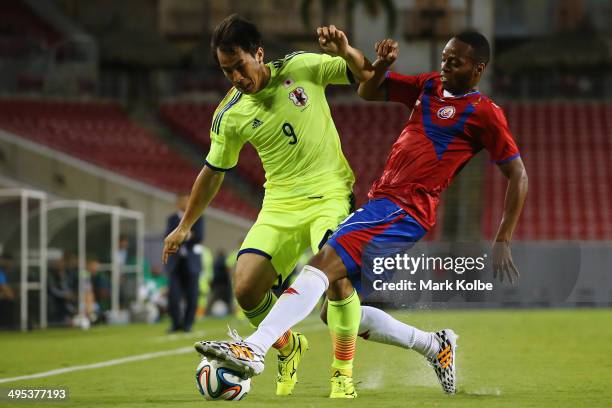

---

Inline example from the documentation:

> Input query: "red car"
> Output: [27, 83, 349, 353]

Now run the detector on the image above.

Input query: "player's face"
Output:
[217, 46, 266, 94]
[440, 38, 484, 94]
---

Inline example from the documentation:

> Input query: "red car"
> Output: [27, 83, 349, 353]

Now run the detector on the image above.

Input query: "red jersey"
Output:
[369, 71, 520, 230]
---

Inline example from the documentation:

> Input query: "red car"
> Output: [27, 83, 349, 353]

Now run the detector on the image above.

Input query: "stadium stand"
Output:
[482, 102, 612, 240]
[0, 0, 63, 47]
[0, 99, 258, 219]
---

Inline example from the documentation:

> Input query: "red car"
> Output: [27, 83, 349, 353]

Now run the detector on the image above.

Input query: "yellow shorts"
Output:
[239, 193, 353, 282]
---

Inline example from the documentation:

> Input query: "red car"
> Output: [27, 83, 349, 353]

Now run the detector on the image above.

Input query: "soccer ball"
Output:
[195, 357, 251, 401]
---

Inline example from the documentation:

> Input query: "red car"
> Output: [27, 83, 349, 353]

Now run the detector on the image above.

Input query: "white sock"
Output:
[246, 265, 329, 354]
[358, 305, 438, 358]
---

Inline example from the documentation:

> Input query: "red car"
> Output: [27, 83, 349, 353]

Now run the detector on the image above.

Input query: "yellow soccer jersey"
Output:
[205, 52, 355, 200]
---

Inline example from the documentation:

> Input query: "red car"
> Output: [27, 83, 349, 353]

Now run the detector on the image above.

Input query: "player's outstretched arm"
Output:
[492, 157, 528, 285]
[317, 24, 375, 82]
[162, 166, 224, 264]
[358, 39, 398, 101]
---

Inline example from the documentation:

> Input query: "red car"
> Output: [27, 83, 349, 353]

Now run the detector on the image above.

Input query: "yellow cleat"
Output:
[276, 332, 308, 396]
[329, 372, 357, 398]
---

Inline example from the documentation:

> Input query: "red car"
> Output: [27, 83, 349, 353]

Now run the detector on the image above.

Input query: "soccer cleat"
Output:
[194, 327, 265, 377]
[276, 332, 309, 396]
[329, 372, 357, 398]
[428, 329, 458, 394]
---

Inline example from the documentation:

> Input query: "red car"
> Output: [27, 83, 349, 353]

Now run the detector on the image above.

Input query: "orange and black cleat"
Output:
[428, 329, 458, 394]
[194, 327, 265, 378]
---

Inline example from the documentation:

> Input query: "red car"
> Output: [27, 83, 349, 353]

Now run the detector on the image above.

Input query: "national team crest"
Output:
[437, 106, 456, 119]
[289, 87, 308, 107]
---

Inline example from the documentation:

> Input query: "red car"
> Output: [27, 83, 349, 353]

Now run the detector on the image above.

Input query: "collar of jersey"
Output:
[441, 88, 480, 99]
[248, 62, 279, 100]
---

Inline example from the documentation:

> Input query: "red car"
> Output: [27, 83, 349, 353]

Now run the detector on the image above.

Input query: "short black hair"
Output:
[210, 14, 262, 62]
[454, 31, 490, 65]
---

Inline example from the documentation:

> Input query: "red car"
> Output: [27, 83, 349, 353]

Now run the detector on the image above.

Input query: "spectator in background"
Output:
[165, 192, 204, 333]
[48, 257, 77, 324]
[142, 264, 168, 320]
[117, 234, 130, 267]
[0, 254, 15, 299]
[0, 253, 17, 327]
[117, 235, 138, 309]
[205, 249, 234, 317]
[197, 244, 214, 318]
[63, 251, 79, 286]
[87, 257, 111, 317]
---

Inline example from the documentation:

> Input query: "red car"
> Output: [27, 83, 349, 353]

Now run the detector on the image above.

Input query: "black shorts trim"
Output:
[318, 229, 334, 250]
[237, 248, 272, 260]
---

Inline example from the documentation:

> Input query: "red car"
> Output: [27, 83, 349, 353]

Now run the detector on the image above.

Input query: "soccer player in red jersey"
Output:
[195, 31, 528, 397]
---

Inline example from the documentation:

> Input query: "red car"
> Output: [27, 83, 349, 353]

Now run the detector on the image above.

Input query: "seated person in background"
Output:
[48, 257, 77, 324]
[142, 263, 168, 321]
[0, 254, 17, 327]
[205, 250, 234, 317]
[0, 254, 15, 300]
[85, 257, 111, 320]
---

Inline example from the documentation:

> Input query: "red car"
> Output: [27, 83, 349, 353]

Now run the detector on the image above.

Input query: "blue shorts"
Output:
[327, 198, 427, 294]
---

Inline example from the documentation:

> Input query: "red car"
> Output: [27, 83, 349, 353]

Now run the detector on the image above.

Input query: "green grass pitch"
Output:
[1, 309, 611, 407]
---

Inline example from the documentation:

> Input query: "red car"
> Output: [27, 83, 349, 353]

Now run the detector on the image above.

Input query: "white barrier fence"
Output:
[0, 189, 144, 331]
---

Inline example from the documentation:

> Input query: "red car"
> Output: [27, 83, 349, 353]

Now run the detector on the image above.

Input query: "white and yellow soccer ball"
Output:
[195, 357, 251, 401]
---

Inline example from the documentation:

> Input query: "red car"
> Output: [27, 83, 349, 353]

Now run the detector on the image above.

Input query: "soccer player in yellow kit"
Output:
[162, 14, 374, 395]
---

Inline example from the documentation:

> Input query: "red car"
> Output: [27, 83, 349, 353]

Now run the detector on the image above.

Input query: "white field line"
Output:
[0, 347, 193, 384]
[1, 319, 329, 384]
[152, 329, 208, 343]
[152, 319, 328, 343]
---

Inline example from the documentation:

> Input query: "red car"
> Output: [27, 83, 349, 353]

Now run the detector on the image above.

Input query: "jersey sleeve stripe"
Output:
[346, 66, 355, 84]
[493, 153, 520, 164]
[211, 91, 243, 134]
[272, 51, 309, 69]
[204, 160, 235, 172]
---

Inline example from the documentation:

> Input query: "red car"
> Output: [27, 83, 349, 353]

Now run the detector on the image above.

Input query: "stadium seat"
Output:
[0, 99, 258, 220]
[482, 102, 612, 240]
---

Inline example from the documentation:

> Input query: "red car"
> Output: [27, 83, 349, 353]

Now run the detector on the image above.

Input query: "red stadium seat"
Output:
[481, 101, 612, 241]
[0, 99, 258, 220]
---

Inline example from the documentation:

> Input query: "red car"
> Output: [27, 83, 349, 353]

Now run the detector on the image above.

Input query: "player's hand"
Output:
[374, 39, 398, 66]
[162, 226, 189, 264]
[492, 241, 520, 286]
[317, 25, 349, 58]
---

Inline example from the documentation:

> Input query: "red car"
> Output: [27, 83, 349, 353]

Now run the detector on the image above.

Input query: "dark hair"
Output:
[210, 14, 262, 62]
[454, 31, 490, 65]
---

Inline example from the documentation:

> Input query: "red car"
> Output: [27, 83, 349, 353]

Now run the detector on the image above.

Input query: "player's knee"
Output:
[233, 271, 259, 310]
[308, 245, 347, 283]
[233, 282, 248, 308]
[234, 285, 263, 310]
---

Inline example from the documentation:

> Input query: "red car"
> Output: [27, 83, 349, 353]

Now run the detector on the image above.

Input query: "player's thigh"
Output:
[308, 195, 352, 254]
[237, 210, 309, 298]
[233, 253, 277, 310]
